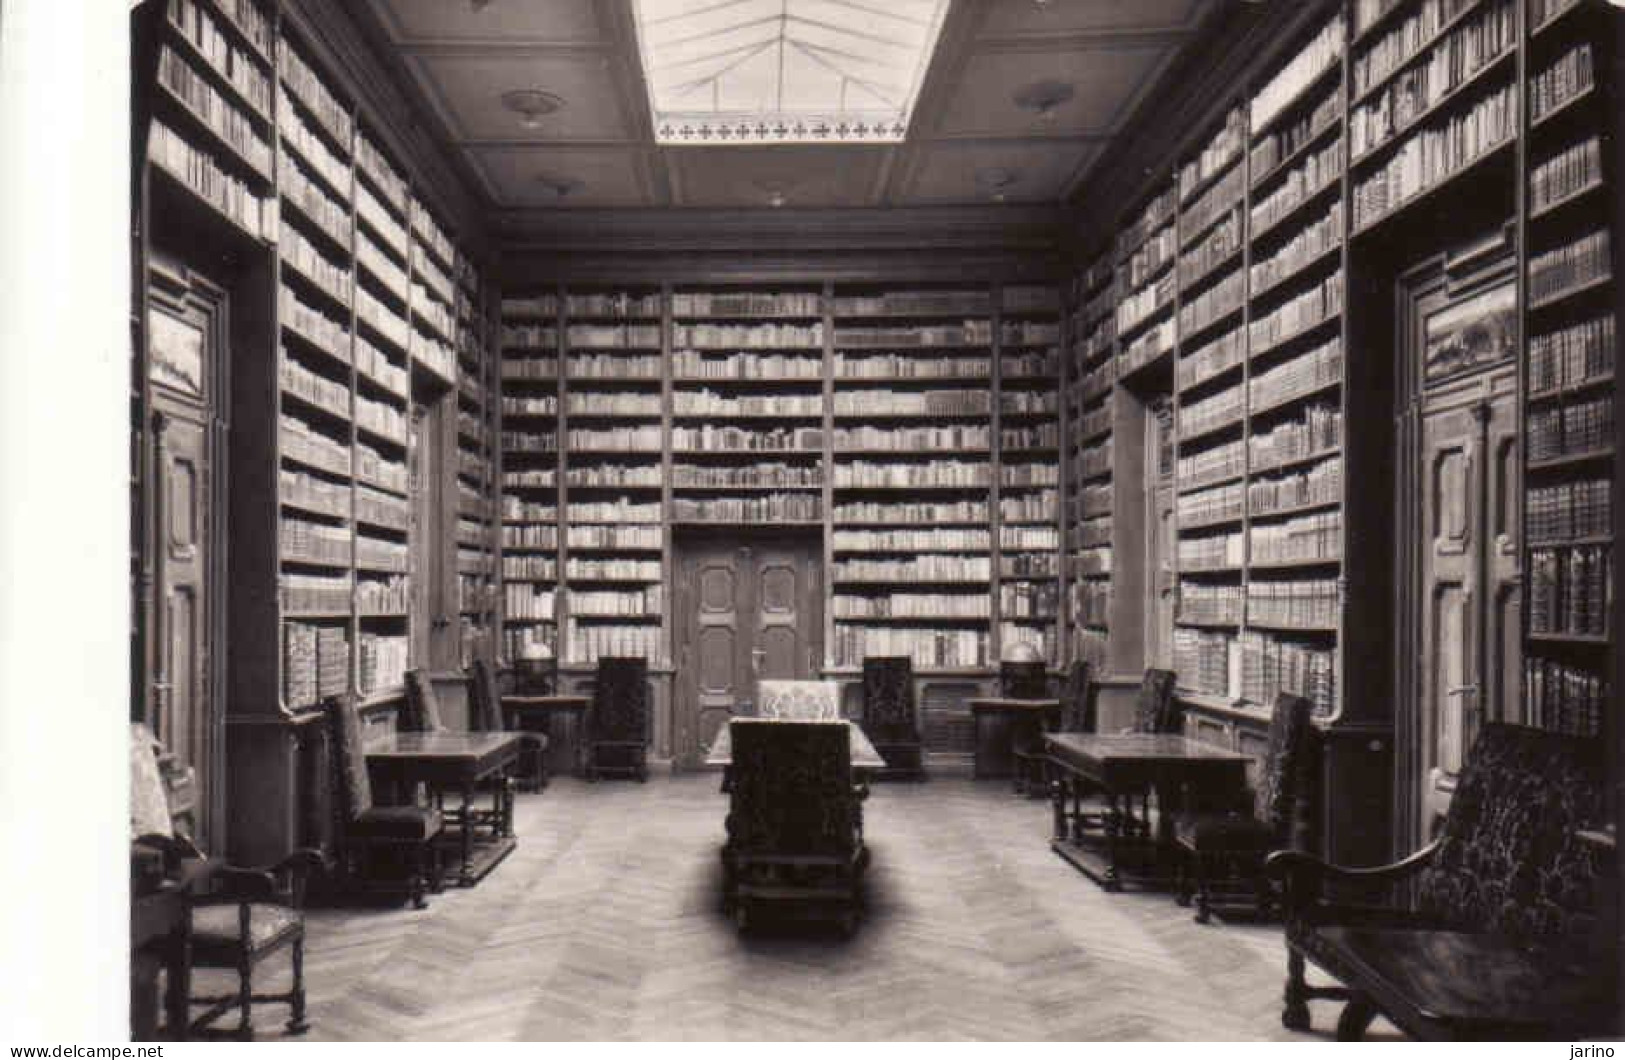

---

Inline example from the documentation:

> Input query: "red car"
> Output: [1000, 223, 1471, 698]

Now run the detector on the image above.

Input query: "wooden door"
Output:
[672, 533, 823, 769]
[1406, 264, 1519, 841]
[141, 257, 228, 844]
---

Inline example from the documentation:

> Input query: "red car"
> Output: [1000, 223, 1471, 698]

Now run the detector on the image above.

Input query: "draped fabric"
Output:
[758, 680, 842, 721]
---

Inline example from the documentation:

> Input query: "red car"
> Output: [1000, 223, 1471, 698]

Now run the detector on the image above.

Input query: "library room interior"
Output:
[103, 0, 1625, 1043]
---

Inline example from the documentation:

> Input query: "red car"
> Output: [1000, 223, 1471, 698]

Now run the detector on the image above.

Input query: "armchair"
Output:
[130, 723, 321, 1040]
[326, 694, 444, 910]
[721, 719, 869, 936]
[586, 656, 650, 781]
[1264, 722, 1615, 1040]
[1172, 692, 1314, 923]
[405, 668, 514, 835]
[859, 656, 925, 780]
[468, 657, 550, 793]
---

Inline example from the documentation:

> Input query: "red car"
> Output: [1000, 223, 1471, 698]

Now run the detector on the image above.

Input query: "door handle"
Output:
[750, 648, 765, 673]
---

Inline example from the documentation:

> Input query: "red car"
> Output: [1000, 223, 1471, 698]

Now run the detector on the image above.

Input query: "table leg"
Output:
[1051, 771, 1068, 840]
[1101, 791, 1123, 891]
[460, 780, 476, 886]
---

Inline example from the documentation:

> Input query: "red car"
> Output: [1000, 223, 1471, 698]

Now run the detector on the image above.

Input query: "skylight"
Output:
[632, 0, 951, 145]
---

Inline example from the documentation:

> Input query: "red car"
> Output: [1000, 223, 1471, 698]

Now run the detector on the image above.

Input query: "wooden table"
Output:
[969, 697, 1061, 780]
[1045, 732, 1250, 891]
[367, 732, 522, 887]
[502, 694, 591, 779]
[706, 718, 887, 769]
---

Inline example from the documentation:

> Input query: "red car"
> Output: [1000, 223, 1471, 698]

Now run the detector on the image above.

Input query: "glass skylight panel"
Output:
[633, 0, 950, 145]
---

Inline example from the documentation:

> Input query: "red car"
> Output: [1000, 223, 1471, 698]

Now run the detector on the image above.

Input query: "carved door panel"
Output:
[143, 262, 225, 844]
[1149, 399, 1177, 668]
[1415, 382, 1517, 839]
[673, 535, 822, 769]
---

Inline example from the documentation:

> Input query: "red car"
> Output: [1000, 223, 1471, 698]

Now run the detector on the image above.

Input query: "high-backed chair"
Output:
[405, 668, 513, 836]
[1017, 658, 1093, 794]
[757, 678, 842, 720]
[1000, 658, 1053, 795]
[722, 719, 868, 936]
[1173, 691, 1315, 923]
[1133, 667, 1180, 734]
[468, 657, 549, 792]
[860, 655, 924, 780]
[130, 724, 322, 1040]
[586, 656, 650, 781]
[326, 695, 443, 910]
[1266, 723, 1614, 1039]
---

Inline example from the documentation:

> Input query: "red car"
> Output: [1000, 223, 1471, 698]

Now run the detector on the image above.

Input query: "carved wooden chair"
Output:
[859, 655, 925, 780]
[757, 678, 842, 720]
[1061, 667, 1181, 843]
[130, 723, 322, 1040]
[1044, 660, 1104, 835]
[586, 655, 650, 781]
[469, 657, 550, 793]
[1173, 691, 1315, 924]
[997, 659, 1052, 795]
[721, 719, 869, 936]
[1265, 723, 1616, 1040]
[405, 668, 513, 836]
[326, 694, 444, 910]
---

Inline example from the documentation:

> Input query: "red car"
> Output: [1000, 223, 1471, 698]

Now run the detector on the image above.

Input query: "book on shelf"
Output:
[836, 352, 990, 380]
[148, 119, 273, 239]
[835, 459, 990, 489]
[673, 290, 820, 317]
[836, 556, 992, 582]
[157, 45, 272, 175]
[1530, 42, 1595, 122]
[672, 322, 822, 348]
[1179, 581, 1243, 625]
[1251, 14, 1344, 134]
[832, 626, 989, 670]
[1524, 656, 1607, 737]
[566, 524, 662, 550]
[1528, 315, 1614, 393]
[834, 321, 990, 348]
[1527, 394, 1614, 460]
[1238, 630, 1335, 715]
[1530, 136, 1603, 213]
[671, 493, 820, 523]
[1529, 230, 1612, 304]
[672, 462, 822, 489]
[1528, 544, 1611, 636]
[1352, 82, 1515, 227]
[833, 499, 989, 524]
[1246, 576, 1339, 629]
[1528, 477, 1613, 542]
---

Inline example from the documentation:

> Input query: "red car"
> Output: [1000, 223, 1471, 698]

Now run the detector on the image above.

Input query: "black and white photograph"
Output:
[0, 0, 1622, 1045]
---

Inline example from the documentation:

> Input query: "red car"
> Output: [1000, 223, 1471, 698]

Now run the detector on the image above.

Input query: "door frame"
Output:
[138, 252, 231, 845]
[670, 525, 824, 770]
[1392, 229, 1518, 854]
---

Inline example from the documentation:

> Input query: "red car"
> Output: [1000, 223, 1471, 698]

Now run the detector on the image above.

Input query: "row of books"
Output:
[833, 500, 989, 524]
[560, 624, 666, 667]
[672, 462, 822, 488]
[1126, 223, 1178, 291]
[570, 499, 659, 523]
[504, 585, 558, 621]
[281, 413, 350, 479]
[837, 424, 988, 451]
[833, 528, 990, 552]
[672, 291, 816, 317]
[1073, 546, 1113, 576]
[280, 353, 348, 420]
[1250, 456, 1342, 516]
[1001, 493, 1058, 524]
[672, 425, 822, 452]
[1352, 82, 1515, 227]
[1247, 577, 1338, 629]
[1180, 530, 1245, 571]
[1254, 15, 1345, 132]
[1004, 423, 1059, 450]
[676, 392, 823, 417]
[355, 535, 408, 573]
[1351, 0, 1477, 91]
[281, 467, 350, 520]
[1529, 230, 1611, 304]
[149, 119, 273, 238]
[831, 627, 989, 670]
[571, 393, 661, 416]
[1179, 268, 1246, 338]
[1181, 138, 1246, 235]
[670, 493, 820, 523]
[1252, 136, 1343, 236]
[1528, 315, 1614, 395]
[500, 430, 556, 452]
[358, 632, 408, 695]
[1002, 553, 1057, 578]
[569, 353, 662, 378]
[1076, 438, 1113, 479]
[1182, 106, 1246, 204]
[280, 571, 351, 614]
[356, 286, 410, 355]
[1526, 395, 1614, 461]
[501, 395, 559, 417]
[1250, 275, 1342, 353]
[1252, 404, 1342, 470]
[834, 323, 991, 348]
[568, 587, 663, 617]
[569, 525, 662, 550]
[1251, 203, 1343, 296]
[673, 322, 822, 348]
[1180, 381, 1244, 439]
[833, 291, 991, 316]
[1173, 627, 1233, 697]
[833, 594, 991, 619]
[284, 621, 347, 708]
[1073, 515, 1112, 549]
[166, 0, 271, 116]
[1119, 186, 1177, 255]
[1530, 136, 1602, 214]
[158, 45, 271, 176]
[565, 464, 662, 488]
[835, 556, 991, 582]
[566, 426, 662, 452]
[354, 574, 409, 615]
[1179, 438, 1246, 490]
[1251, 336, 1343, 411]
[1000, 581, 1060, 618]
[279, 92, 349, 203]
[1001, 464, 1058, 488]
[831, 389, 991, 416]
[566, 558, 661, 581]
[502, 555, 558, 580]
[281, 516, 350, 566]
[1529, 545, 1611, 636]
[281, 154, 352, 250]
[1524, 657, 1607, 738]
[1003, 348, 1061, 377]
[1002, 391, 1059, 415]
[502, 525, 559, 549]
[1179, 581, 1243, 625]
[560, 324, 663, 349]
[1180, 210, 1242, 291]
[355, 442, 407, 494]
[357, 484, 409, 529]
[1527, 478, 1612, 542]
[835, 460, 990, 488]
[1072, 580, 1111, 626]
[671, 350, 821, 380]
[1251, 83, 1340, 184]
[277, 35, 351, 146]
[1252, 510, 1342, 565]
[1238, 630, 1335, 716]
[357, 193, 408, 265]
[355, 131, 408, 215]
[356, 335, 407, 398]
[1116, 270, 1177, 335]
[1529, 43, 1595, 123]
[835, 353, 990, 379]
[1178, 328, 1246, 394]
[356, 391, 406, 443]
[1002, 524, 1059, 550]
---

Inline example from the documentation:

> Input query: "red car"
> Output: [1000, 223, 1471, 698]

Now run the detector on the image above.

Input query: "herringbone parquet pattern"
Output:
[198, 770, 1395, 1041]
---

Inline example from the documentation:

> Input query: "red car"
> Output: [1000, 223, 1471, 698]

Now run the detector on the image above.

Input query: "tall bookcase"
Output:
[1062, 0, 1622, 862]
[1062, 255, 1118, 672]
[134, 0, 497, 865]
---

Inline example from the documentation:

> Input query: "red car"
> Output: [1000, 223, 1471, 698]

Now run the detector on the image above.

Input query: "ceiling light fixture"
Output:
[535, 175, 583, 200]
[1014, 79, 1075, 124]
[975, 167, 1020, 204]
[501, 89, 564, 130]
[754, 179, 794, 208]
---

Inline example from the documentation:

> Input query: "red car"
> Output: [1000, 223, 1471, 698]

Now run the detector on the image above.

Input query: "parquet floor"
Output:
[202, 769, 1397, 1041]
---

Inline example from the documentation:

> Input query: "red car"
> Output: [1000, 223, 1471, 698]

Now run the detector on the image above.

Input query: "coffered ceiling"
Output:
[358, 0, 1209, 214]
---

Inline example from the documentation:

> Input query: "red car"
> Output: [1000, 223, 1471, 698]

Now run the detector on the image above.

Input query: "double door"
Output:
[1402, 259, 1521, 845]
[672, 533, 823, 769]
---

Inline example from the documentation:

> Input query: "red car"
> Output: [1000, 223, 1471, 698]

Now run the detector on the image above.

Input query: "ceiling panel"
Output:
[370, 0, 608, 45]
[929, 43, 1172, 138]
[977, 0, 1203, 39]
[900, 140, 1096, 206]
[471, 145, 653, 208]
[667, 145, 891, 208]
[408, 52, 633, 142]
